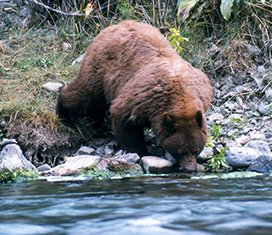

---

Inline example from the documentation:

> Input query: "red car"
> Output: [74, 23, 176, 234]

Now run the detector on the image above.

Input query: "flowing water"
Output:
[1, 175, 272, 235]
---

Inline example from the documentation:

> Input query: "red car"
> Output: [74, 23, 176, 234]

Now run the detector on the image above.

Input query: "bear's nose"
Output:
[179, 155, 197, 173]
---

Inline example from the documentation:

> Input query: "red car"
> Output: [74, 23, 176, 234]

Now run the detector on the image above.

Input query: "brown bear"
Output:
[56, 20, 212, 172]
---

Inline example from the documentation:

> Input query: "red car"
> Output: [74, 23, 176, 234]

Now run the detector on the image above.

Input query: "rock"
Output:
[37, 164, 51, 172]
[235, 135, 250, 145]
[249, 131, 266, 141]
[95, 138, 106, 145]
[207, 113, 224, 123]
[42, 82, 63, 92]
[141, 156, 176, 174]
[226, 146, 264, 168]
[257, 103, 269, 116]
[0, 138, 17, 148]
[75, 146, 96, 156]
[245, 140, 271, 156]
[197, 147, 213, 163]
[247, 155, 272, 175]
[62, 42, 72, 51]
[114, 153, 140, 164]
[95, 153, 142, 173]
[71, 53, 85, 65]
[50, 155, 101, 176]
[164, 151, 176, 163]
[0, 143, 37, 172]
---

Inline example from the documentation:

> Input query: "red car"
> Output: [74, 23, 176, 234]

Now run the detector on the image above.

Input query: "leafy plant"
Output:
[209, 124, 223, 140]
[205, 147, 229, 172]
[177, 0, 244, 21]
[0, 168, 38, 183]
[167, 28, 188, 54]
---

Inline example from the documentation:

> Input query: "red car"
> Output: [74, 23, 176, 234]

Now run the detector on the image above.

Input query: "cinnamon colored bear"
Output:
[56, 20, 212, 172]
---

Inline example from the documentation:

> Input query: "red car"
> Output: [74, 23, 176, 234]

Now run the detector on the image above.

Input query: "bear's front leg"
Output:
[111, 114, 148, 157]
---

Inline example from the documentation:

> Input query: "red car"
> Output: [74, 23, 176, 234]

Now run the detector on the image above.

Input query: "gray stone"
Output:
[42, 82, 63, 92]
[62, 42, 72, 51]
[37, 164, 51, 172]
[247, 155, 272, 175]
[141, 156, 176, 174]
[72, 53, 85, 66]
[245, 140, 271, 156]
[113, 153, 140, 164]
[0, 144, 37, 172]
[207, 113, 224, 123]
[197, 147, 213, 163]
[50, 155, 101, 176]
[235, 135, 250, 146]
[75, 146, 96, 156]
[257, 103, 269, 116]
[225, 146, 263, 168]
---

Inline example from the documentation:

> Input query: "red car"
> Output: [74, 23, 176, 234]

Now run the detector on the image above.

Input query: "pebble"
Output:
[42, 82, 63, 92]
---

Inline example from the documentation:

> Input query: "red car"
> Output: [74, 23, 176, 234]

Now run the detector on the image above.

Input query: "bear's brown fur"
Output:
[56, 20, 212, 172]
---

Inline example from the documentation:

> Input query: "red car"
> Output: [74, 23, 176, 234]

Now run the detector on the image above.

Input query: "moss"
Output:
[80, 163, 143, 180]
[0, 168, 39, 183]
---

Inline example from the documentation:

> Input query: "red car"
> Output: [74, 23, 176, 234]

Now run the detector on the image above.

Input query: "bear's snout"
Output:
[178, 155, 197, 173]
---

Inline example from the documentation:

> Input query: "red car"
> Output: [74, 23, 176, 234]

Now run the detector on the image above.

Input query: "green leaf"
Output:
[177, 0, 200, 22]
[220, 0, 236, 21]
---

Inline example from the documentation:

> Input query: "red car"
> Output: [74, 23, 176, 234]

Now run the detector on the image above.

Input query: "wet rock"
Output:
[50, 155, 101, 176]
[225, 146, 263, 168]
[0, 143, 37, 172]
[141, 156, 176, 174]
[42, 82, 63, 92]
[247, 155, 272, 175]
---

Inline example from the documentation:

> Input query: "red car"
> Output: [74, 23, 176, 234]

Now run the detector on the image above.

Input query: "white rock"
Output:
[0, 143, 37, 172]
[141, 156, 175, 174]
[207, 113, 224, 123]
[62, 42, 72, 51]
[236, 135, 250, 145]
[50, 155, 101, 176]
[72, 53, 85, 65]
[42, 82, 63, 92]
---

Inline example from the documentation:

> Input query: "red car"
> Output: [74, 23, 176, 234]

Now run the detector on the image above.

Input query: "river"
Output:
[1, 175, 272, 235]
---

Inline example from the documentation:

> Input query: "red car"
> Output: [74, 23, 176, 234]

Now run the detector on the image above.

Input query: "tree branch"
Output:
[27, 0, 84, 17]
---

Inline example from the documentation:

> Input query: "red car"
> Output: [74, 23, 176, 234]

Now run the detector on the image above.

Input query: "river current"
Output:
[1, 175, 272, 235]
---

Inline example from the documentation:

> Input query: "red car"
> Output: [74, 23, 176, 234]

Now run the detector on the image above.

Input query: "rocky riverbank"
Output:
[0, 1, 271, 182]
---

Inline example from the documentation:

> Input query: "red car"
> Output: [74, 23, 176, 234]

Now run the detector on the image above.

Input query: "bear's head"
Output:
[160, 110, 208, 173]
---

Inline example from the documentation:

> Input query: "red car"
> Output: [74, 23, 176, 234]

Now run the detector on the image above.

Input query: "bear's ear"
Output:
[163, 112, 177, 133]
[195, 110, 203, 128]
